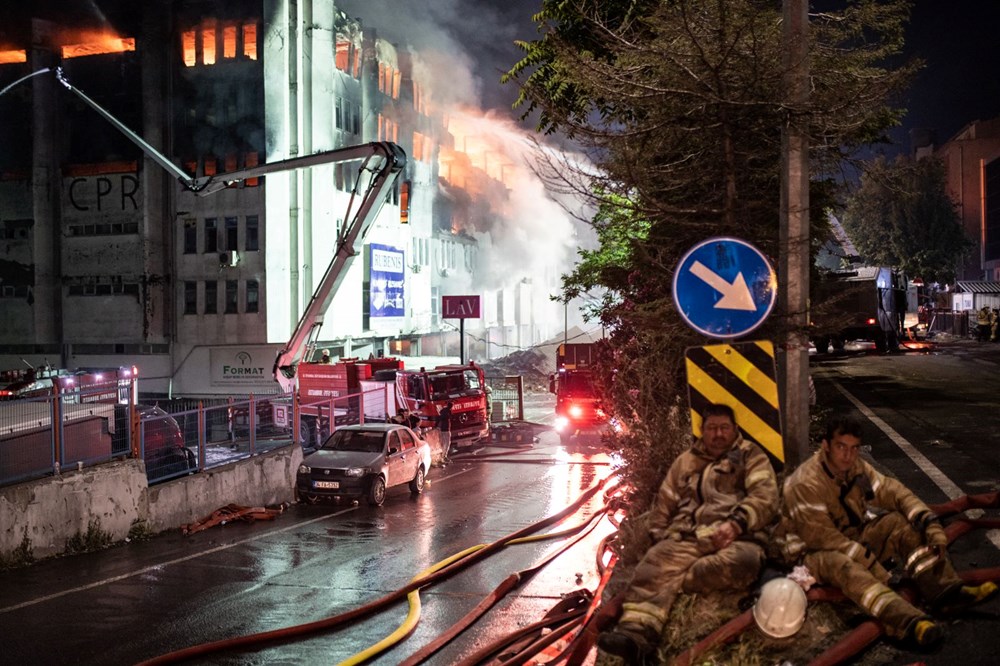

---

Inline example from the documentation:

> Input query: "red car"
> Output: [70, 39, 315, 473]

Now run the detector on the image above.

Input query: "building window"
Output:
[184, 281, 197, 315]
[204, 218, 218, 253]
[201, 22, 217, 65]
[243, 23, 257, 60]
[246, 215, 259, 251]
[225, 216, 238, 251]
[246, 280, 259, 313]
[223, 24, 237, 59]
[204, 280, 217, 314]
[183, 219, 197, 254]
[225, 280, 238, 313]
[182, 30, 196, 67]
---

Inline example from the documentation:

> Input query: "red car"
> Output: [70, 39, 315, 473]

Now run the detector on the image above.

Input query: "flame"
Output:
[0, 50, 27, 64]
[61, 31, 135, 59]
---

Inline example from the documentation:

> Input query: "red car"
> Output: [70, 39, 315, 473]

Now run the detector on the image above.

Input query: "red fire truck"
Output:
[550, 342, 608, 444]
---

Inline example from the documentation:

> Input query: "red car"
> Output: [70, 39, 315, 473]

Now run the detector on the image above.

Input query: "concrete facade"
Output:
[918, 117, 1000, 281]
[0, 0, 573, 397]
[0, 445, 301, 562]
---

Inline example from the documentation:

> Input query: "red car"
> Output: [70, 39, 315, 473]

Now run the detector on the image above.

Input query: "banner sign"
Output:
[442, 295, 481, 319]
[370, 243, 405, 317]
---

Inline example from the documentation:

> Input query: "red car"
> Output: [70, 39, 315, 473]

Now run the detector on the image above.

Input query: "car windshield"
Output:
[321, 429, 385, 453]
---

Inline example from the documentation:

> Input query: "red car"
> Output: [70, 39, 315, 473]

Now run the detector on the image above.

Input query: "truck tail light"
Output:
[568, 403, 584, 419]
[866, 318, 876, 325]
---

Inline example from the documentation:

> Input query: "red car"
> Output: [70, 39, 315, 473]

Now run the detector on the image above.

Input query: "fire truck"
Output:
[44, 70, 488, 448]
[550, 342, 607, 444]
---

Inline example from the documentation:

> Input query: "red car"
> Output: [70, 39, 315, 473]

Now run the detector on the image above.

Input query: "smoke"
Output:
[337, 0, 598, 339]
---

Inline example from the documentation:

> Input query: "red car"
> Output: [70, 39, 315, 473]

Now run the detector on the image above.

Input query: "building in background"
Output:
[915, 117, 1000, 281]
[0, 0, 574, 396]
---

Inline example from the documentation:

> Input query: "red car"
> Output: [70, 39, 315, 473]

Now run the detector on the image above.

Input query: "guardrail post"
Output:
[51, 388, 63, 474]
[249, 394, 256, 454]
[292, 391, 300, 446]
[198, 401, 206, 469]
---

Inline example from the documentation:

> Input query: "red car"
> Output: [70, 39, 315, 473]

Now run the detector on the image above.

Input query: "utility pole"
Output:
[780, 0, 811, 468]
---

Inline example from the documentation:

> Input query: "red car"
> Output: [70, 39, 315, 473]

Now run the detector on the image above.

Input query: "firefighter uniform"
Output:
[618, 434, 779, 637]
[776, 449, 963, 639]
[977, 306, 991, 342]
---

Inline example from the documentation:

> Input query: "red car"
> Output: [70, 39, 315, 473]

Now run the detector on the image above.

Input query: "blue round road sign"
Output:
[672, 237, 777, 339]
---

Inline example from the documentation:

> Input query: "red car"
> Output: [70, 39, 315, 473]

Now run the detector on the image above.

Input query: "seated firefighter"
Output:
[774, 416, 998, 649]
[598, 403, 779, 663]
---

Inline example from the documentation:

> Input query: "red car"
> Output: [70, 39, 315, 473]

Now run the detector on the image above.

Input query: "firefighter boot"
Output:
[934, 581, 998, 614]
[597, 622, 659, 664]
[908, 619, 946, 650]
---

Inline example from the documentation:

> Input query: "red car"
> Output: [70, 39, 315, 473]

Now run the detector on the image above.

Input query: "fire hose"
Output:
[136, 471, 619, 665]
[641, 491, 1000, 666]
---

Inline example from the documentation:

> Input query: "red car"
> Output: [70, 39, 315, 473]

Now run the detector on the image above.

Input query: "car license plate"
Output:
[314, 480, 339, 489]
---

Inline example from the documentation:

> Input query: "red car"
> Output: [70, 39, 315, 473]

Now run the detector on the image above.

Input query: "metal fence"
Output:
[0, 380, 133, 487]
[2, 386, 403, 488]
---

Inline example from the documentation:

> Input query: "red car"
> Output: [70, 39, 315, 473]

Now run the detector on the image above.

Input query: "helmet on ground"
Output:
[753, 577, 807, 638]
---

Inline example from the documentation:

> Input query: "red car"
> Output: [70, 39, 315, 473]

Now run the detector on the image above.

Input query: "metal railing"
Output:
[0, 380, 134, 487]
[1, 386, 392, 488]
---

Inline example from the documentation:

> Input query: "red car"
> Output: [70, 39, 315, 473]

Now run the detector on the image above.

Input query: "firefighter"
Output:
[597, 403, 779, 663]
[976, 306, 991, 342]
[319, 348, 332, 364]
[775, 417, 998, 649]
[991, 308, 999, 342]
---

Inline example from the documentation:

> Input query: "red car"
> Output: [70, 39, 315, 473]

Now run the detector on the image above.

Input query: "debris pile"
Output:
[480, 348, 551, 392]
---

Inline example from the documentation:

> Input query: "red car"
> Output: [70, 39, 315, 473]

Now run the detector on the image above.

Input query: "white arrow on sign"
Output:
[690, 261, 756, 311]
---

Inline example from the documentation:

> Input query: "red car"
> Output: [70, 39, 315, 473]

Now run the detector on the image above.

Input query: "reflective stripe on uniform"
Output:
[621, 601, 669, 630]
[663, 485, 679, 502]
[871, 475, 882, 493]
[847, 541, 862, 560]
[861, 581, 894, 617]
[906, 546, 932, 570]
[746, 469, 772, 487]
[789, 501, 827, 521]
[906, 505, 924, 521]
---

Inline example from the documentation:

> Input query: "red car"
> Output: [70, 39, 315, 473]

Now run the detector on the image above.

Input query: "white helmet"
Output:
[753, 577, 807, 638]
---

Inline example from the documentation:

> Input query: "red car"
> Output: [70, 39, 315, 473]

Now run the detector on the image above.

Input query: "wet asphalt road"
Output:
[0, 395, 617, 666]
[811, 337, 1000, 665]
[4, 342, 1000, 665]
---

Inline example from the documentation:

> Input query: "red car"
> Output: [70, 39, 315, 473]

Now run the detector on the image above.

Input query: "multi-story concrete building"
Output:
[0, 1, 571, 396]
[915, 117, 1000, 281]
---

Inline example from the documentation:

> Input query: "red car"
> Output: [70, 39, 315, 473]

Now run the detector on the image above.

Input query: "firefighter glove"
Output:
[924, 522, 948, 550]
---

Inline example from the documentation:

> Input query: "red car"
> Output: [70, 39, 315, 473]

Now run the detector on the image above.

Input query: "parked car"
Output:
[296, 423, 430, 506]
[138, 405, 195, 479]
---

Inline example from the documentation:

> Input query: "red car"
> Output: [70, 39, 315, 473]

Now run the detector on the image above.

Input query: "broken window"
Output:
[244, 152, 259, 187]
[182, 31, 196, 67]
[336, 41, 349, 72]
[243, 23, 257, 60]
[223, 24, 237, 59]
[202, 22, 217, 65]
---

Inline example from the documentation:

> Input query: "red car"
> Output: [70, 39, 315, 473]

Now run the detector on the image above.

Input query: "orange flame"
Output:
[61, 31, 135, 59]
[0, 49, 27, 64]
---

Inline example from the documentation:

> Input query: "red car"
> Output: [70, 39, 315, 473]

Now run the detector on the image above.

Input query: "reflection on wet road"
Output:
[0, 410, 617, 665]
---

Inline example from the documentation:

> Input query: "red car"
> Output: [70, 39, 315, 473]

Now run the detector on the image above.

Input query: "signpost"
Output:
[672, 237, 777, 339]
[442, 295, 481, 364]
[674, 237, 783, 463]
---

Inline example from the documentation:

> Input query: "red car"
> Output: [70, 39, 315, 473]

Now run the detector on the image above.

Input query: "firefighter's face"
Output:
[702, 415, 738, 457]
[823, 431, 862, 475]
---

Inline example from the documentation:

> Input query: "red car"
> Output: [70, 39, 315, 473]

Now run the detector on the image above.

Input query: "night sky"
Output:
[3, 1, 998, 151]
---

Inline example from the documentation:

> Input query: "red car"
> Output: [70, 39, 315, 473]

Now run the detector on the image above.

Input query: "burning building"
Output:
[0, 0, 576, 396]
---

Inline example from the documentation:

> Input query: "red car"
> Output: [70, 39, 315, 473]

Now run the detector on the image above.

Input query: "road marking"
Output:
[832, 380, 1000, 550]
[0, 506, 358, 614]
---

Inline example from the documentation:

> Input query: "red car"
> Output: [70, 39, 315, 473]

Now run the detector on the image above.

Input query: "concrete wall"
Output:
[0, 445, 302, 563]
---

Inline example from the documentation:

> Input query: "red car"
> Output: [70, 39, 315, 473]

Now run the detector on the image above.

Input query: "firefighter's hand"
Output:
[924, 522, 948, 552]
[711, 520, 741, 550]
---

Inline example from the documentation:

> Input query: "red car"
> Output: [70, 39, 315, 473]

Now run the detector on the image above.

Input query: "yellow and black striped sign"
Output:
[686, 340, 783, 463]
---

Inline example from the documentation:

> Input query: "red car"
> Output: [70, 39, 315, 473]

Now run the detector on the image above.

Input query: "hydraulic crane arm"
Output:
[272, 142, 406, 392]
[48, 68, 407, 393]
